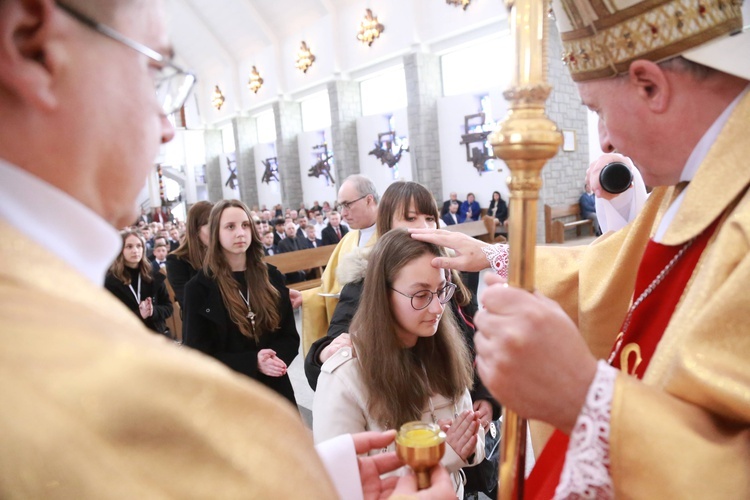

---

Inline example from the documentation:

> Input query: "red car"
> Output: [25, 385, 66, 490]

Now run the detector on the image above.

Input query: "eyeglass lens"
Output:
[411, 284, 455, 310]
[156, 71, 196, 115]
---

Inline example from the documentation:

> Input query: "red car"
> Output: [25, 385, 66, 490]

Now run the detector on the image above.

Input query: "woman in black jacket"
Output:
[182, 200, 299, 405]
[166, 200, 213, 308]
[105, 230, 173, 336]
[487, 191, 508, 225]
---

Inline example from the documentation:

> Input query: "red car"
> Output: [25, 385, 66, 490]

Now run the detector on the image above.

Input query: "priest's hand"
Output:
[474, 273, 597, 434]
[409, 229, 491, 272]
[586, 152, 635, 200]
[289, 288, 302, 309]
[352, 430, 402, 500]
[388, 465, 455, 499]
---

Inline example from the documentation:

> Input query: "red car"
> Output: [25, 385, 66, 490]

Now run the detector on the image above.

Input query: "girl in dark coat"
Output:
[105, 230, 173, 336]
[166, 200, 213, 308]
[182, 200, 299, 406]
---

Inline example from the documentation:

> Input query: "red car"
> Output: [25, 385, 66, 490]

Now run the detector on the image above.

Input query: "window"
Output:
[301, 91, 331, 131]
[441, 36, 513, 96]
[360, 66, 407, 116]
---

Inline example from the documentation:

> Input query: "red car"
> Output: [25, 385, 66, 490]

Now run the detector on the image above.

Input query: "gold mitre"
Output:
[552, 0, 750, 81]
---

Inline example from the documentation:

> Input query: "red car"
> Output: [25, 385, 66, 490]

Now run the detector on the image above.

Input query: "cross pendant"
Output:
[247, 310, 256, 329]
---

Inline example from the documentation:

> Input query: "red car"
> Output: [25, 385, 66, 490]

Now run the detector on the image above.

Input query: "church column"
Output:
[404, 51, 443, 198]
[327, 80, 362, 182]
[232, 116, 259, 208]
[204, 129, 223, 202]
[272, 100, 304, 209]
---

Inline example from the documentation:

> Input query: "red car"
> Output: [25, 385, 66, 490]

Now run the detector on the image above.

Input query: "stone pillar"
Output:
[328, 80, 362, 182]
[273, 100, 304, 209]
[232, 116, 259, 208]
[204, 129, 224, 203]
[536, 20, 591, 240]
[404, 51, 443, 199]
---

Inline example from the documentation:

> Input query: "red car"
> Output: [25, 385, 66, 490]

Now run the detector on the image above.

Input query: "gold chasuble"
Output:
[300, 229, 377, 354]
[0, 222, 336, 498]
[530, 91, 750, 498]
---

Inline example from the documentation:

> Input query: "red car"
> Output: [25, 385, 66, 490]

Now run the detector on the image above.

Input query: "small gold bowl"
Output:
[395, 421, 446, 490]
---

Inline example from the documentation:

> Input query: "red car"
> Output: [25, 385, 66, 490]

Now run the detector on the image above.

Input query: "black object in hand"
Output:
[599, 162, 633, 194]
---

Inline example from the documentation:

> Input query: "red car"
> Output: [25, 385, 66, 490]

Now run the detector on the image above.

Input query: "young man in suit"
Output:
[320, 211, 348, 246]
[303, 225, 323, 249]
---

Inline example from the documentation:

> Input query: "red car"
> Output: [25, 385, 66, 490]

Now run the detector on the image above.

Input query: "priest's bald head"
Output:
[552, 0, 749, 185]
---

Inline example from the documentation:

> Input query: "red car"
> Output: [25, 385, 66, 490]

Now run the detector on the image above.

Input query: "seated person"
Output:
[442, 200, 460, 226]
[459, 193, 480, 222]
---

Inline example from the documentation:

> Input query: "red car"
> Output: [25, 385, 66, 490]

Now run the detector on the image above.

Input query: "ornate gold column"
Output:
[489, 0, 561, 497]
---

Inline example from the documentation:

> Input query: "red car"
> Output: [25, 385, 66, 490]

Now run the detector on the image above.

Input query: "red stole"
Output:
[524, 220, 718, 499]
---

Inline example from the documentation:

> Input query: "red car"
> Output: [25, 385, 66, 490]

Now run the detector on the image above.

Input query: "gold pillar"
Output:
[489, 0, 562, 497]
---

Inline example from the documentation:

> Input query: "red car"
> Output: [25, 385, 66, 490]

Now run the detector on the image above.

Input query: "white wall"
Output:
[356, 108, 412, 197]
[254, 143, 283, 209]
[297, 129, 338, 207]
[436, 93, 511, 207]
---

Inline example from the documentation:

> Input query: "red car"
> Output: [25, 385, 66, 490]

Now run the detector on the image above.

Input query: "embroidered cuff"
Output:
[481, 243, 509, 280]
[555, 360, 616, 500]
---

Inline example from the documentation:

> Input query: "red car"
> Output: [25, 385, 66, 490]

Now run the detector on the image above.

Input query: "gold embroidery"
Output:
[621, 342, 643, 376]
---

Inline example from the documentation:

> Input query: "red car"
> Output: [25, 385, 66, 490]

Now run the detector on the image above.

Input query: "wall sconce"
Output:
[446, 0, 471, 9]
[295, 41, 316, 73]
[247, 66, 264, 94]
[211, 85, 225, 110]
[357, 8, 384, 46]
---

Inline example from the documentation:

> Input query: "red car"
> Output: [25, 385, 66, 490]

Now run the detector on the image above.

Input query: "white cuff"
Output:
[315, 433, 363, 500]
[481, 243, 509, 280]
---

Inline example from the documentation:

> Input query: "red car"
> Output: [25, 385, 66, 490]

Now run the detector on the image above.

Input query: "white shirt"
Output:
[358, 224, 376, 248]
[0, 159, 121, 285]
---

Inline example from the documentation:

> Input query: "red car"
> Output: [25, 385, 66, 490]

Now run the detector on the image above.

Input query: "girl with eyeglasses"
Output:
[182, 200, 299, 405]
[312, 229, 484, 498]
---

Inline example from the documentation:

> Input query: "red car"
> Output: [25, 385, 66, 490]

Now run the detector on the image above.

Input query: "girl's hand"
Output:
[139, 298, 153, 319]
[438, 410, 480, 462]
[257, 349, 287, 377]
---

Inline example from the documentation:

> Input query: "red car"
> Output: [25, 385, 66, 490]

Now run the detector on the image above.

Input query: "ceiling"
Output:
[164, 0, 509, 123]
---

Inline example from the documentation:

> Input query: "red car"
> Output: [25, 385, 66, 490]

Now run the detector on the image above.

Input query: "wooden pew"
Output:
[544, 203, 593, 244]
[444, 219, 492, 242]
[263, 245, 336, 291]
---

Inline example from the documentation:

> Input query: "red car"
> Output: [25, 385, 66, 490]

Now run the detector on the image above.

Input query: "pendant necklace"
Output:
[238, 286, 256, 333]
[608, 237, 695, 364]
[128, 273, 141, 305]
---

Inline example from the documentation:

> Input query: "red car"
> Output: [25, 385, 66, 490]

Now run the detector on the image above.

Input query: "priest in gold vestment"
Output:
[414, 0, 750, 497]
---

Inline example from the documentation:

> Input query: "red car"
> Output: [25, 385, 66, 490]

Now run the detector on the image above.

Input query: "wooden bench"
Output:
[445, 219, 493, 243]
[544, 203, 594, 244]
[263, 245, 336, 291]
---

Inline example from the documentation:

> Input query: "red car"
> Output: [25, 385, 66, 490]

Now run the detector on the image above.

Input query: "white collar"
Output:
[358, 224, 377, 248]
[0, 159, 121, 285]
[654, 85, 750, 241]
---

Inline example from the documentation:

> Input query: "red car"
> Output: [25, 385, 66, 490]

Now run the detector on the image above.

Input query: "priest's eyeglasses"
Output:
[56, 2, 196, 115]
[337, 195, 368, 212]
[390, 283, 457, 310]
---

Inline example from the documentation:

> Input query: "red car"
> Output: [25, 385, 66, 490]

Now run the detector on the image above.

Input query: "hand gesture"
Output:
[352, 431, 402, 500]
[138, 297, 153, 319]
[473, 399, 493, 430]
[289, 288, 302, 309]
[389, 464, 455, 499]
[474, 273, 597, 434]
[438, 410, 479, 462]
[408, 229, 492, 272]
[586, 153, 634, 200]
[319, 333, 353, 364]
[257, 349, 287, 377]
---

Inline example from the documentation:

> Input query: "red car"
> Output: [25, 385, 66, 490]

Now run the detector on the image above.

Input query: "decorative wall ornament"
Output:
[357, 8, 384, 46]
[446, 0, 471, 9]
[459, 112, 495, 174]
[224, 153, 238, 190]
[248, 66, 264, 94]
[295, 41, 316, 73]
[261, 157, 280, 184]
[211, 85, 225, 110]
[369, 131, 409, 169]
[308, 143, 335, 186]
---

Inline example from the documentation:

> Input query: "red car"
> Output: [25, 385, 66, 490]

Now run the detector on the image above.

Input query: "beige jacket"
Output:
[312, 347, 485, 498]
[0, 221, 336, 499]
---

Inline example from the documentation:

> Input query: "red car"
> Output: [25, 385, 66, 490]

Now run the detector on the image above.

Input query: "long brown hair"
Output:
[172, 201, 213, 270]
[204, 200, 280, 340]
[109, 230, 153, 285]
[376, 181, 472, 307]
[351, 229, 473, 427]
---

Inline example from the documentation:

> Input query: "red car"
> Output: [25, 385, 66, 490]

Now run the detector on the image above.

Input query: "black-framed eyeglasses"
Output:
[390, 282, 456, 310]
[56, 2, 196, 115]
[337, 195, 368, 212]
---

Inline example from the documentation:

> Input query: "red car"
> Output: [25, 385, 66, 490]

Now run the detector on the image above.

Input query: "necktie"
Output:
[335, 226, 340, 239]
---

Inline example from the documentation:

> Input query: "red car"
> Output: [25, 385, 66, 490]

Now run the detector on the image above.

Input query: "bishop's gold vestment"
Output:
[530, 92, 750, 498]
[0, 222, 337, 498]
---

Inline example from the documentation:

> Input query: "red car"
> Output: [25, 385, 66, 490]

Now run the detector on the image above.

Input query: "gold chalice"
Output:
[395, 421, 446, 490]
